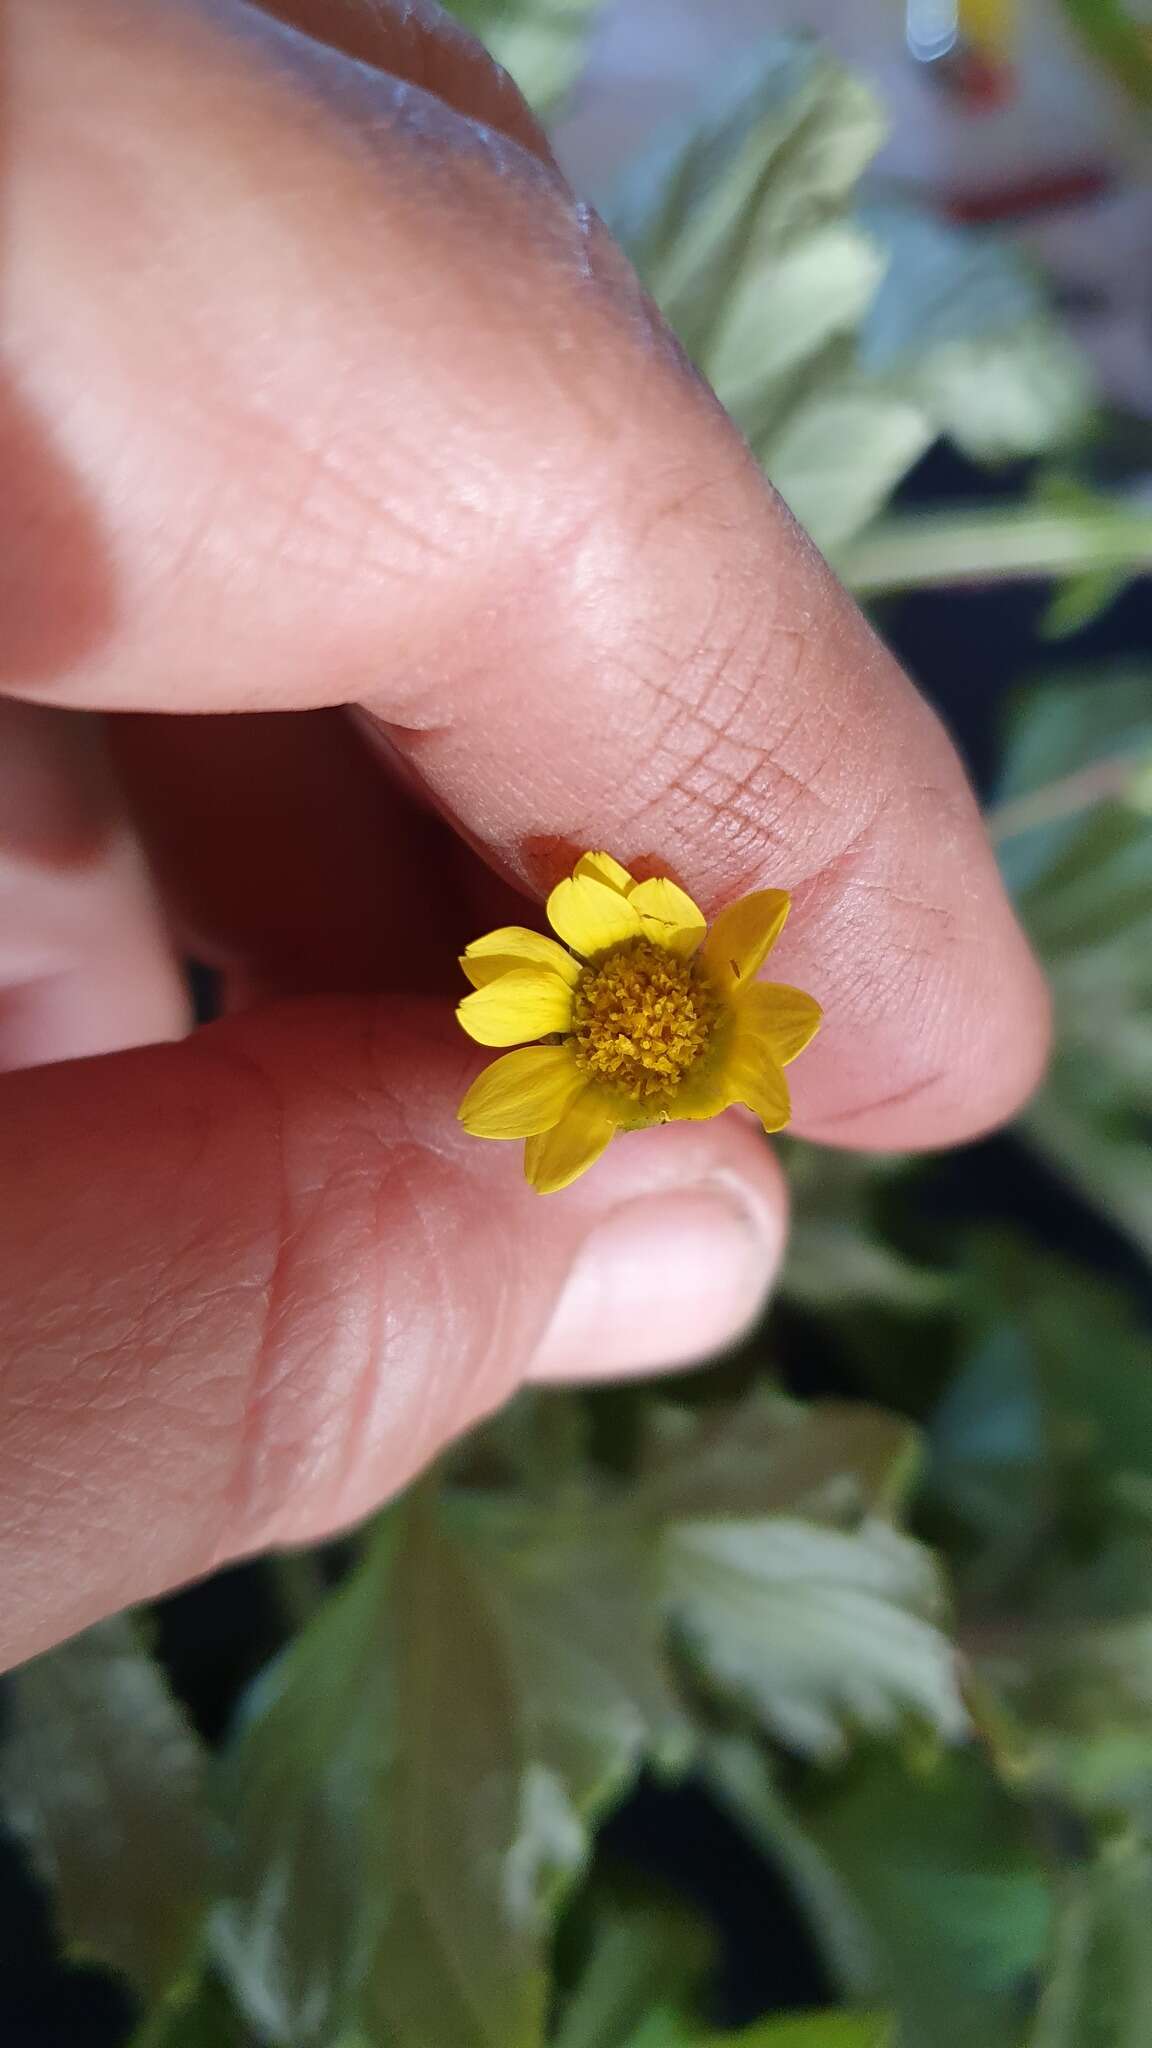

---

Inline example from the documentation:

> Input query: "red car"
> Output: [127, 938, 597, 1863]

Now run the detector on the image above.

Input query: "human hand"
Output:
[0, 0, 1049, 1672]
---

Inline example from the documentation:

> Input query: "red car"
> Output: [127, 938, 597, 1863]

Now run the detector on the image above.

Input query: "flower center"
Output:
[570, 938, 720, 1101]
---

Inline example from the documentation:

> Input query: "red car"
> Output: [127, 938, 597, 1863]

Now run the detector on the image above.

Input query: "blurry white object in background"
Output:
[554, 0, 1152, 415]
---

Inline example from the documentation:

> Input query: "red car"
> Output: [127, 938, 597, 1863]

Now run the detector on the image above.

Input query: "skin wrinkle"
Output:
[128, 282, 479, 614]
[212, 1006, 520, 1546]
[627, 469, 740, 552]
[242, 413, 461, 613]
[412, 1164, 496, 1439]
[3, 1239, 264, 1642]
[386, 448, 706, 746]
[790, 781, 980, 976]
[786, 795, 893, 900]
[744, 676, 826, 785]
[362, 1147, 453, 1471]
[815, 1069, 950, 1128]
[768, 715, 850, 822]
[194, 1033, 294, 1550]
[838, 875, 959, 932]
[141, 467, 244, 618]
[331, 1145, 403, 1521]
[22, 1288, 223, 1423]
[358, 1021, 517, 1446]
[654, 655, 770, 794]
[619, 566, 866, 877]
[4, 1145, 257, 1428]
[634, 670, 783, 851]
[330, 1139, 518, 1531]
[360, 535, 578, 742]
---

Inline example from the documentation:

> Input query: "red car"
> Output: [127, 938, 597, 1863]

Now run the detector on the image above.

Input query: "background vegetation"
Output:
[4, 7, 1151, 2045]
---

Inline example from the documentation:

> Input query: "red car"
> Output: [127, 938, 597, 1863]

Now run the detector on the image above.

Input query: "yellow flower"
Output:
[455, 852, 822, 1194]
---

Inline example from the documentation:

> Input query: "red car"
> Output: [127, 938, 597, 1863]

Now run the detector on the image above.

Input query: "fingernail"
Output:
[529, 1176, 781, 1383]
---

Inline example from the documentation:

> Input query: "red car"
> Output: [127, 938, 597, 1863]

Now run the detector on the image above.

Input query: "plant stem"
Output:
[988, 752, 1144, 842]
[837, 502, 1152, 595]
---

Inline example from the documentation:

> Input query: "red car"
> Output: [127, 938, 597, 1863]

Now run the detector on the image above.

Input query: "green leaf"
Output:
[442, 0, 602, 111]
[706, 222, 884, 424]
[990, 1246, 1152, 1490]
[0, 1617, 213, 2002]
[995, 667, 1152, 822]
[217, 1489, 685, 2047]
[606, 40, 1088, 553]
[1031, 1837, 1152, 2048]
[553, 1898, 711, 2048]
[604, 43, 912, 551]
[1033, 476, 1152, 638]
[664, 1514, 964, 1759]
[639, 1387, 920, 1525]
[605, 40, 885, 371]
[930, 1241, 1152, 1577]
[1041, 565, 1131, 641]
[836, 495, 1152, 603]
[631, 1390, 960, 1758]
[758, 373, 935, 552]
[994, 670, 1152, 1259]
[211, 1533, 395, 2045]
[928, 1318, 1048, 1589]
[806, 1749, 1051, 2048]
[1001, 1606, 1152, 1816]
[929, 1240, 1152, 1812]
[855, 200, 1090, 463]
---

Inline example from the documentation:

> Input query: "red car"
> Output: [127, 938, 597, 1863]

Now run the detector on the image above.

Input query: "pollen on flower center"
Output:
[570, 938, 720, 1101]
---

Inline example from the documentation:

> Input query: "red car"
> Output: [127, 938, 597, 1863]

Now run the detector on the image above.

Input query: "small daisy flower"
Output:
[455, 853, 822, 1194]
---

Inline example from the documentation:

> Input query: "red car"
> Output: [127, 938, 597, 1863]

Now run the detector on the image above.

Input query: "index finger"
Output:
[4, 0, 1049, 1146]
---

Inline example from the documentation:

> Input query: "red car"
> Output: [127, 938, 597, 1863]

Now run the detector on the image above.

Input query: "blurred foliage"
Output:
[0, 1618, 214, 2005]
[1061, 0, 1152, 107]
[603, 40, 1090, 555]
[446, 0, 603, 110]
[837, 475, 1152, 627]
[994, 671, 1152, 1263]
[2, 12, 1151, 2048]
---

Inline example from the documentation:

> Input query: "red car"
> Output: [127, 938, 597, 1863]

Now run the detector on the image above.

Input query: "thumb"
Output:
[0, 999, 785, 1670]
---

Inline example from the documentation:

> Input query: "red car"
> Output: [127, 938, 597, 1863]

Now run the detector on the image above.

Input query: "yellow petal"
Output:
[627, 876, 707, 958]
[457, 968, 574, 1047]
[458, 1046, 584, 1138]
[575, 851, 634, 895]
[701, 889, 791, 994]
[524, 1089, 617, 1192]
[664, 1063, 731, 1122]
[726, 1037, 791, 1133]
[735, 982, 823, 1066]
[547, 874, 643, 958]
[461, 926, 581, 990]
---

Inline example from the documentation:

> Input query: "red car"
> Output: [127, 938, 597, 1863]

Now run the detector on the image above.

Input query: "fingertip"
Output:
[789, 897, 1052, 1151]
[524, 1114, 789, 1383]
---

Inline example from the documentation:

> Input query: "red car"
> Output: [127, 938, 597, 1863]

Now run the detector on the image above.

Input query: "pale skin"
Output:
[0, 0, 1050, 1672]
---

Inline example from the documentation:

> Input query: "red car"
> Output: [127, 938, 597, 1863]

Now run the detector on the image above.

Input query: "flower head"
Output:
[456, 852, 821, 1193]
